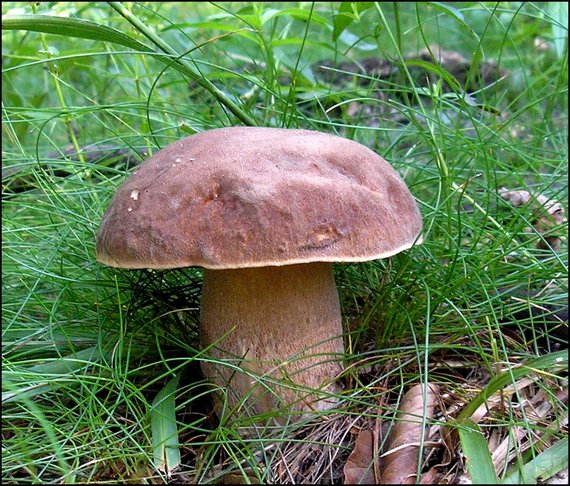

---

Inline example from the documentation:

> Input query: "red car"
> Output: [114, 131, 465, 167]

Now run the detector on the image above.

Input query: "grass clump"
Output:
[2, 2, 567, 484]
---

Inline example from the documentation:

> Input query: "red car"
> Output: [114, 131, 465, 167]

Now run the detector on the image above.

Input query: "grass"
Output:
[2, 1, 568, 484]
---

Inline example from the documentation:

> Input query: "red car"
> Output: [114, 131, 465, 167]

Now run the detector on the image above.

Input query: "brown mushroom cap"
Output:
[96, 127, 422, 269]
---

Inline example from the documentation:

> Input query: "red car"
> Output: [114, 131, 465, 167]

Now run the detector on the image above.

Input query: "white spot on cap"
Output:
[130, 190, 139, 200]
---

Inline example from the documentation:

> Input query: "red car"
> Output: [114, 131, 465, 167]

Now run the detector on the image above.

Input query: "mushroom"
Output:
[96, 127, 423, 420]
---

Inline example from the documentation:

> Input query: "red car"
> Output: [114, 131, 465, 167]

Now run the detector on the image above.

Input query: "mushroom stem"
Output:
[200, 262, 344, 420]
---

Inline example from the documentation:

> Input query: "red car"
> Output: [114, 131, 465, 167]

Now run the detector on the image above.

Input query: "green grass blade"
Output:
[262, 7, 331, 28]
[2, 346, 106, 403]
[458, 418, 500, 484]
[425, 2, 465, 23]
[1, 14, 153, 52]
[547, 2, 569, 59]
[456, 351, 568, 422]
[502, 438, 568, 484]
[106, 1, 256, 126]
[405, 58, 462, 92]
[332, 2, 374, 41]
[2, 11, 256, 126]
[13, 393, 75, 483]
[151, 375, 181, 475]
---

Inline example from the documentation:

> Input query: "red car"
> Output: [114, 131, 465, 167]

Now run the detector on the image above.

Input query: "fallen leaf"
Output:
[378, 383, 439, 484]
[344, 429, 376, 484]
[499, 187, 566, 251]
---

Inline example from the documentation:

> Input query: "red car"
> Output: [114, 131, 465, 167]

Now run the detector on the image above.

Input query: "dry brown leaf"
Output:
[499, 187, 566, 250]
[343, 429, 376, 484]
[218, 472, 260, 484]
[378, 383, 439, 484]
[419, 466, 444, 484]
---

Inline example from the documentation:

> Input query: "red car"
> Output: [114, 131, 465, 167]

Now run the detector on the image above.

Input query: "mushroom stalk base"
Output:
[200, 262, 344, 421]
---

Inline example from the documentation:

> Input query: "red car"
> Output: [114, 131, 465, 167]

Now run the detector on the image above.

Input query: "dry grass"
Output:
[141, 339, 567, 484]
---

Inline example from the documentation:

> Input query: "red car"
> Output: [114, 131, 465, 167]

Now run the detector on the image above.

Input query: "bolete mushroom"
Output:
[96, 127, 423, 420]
